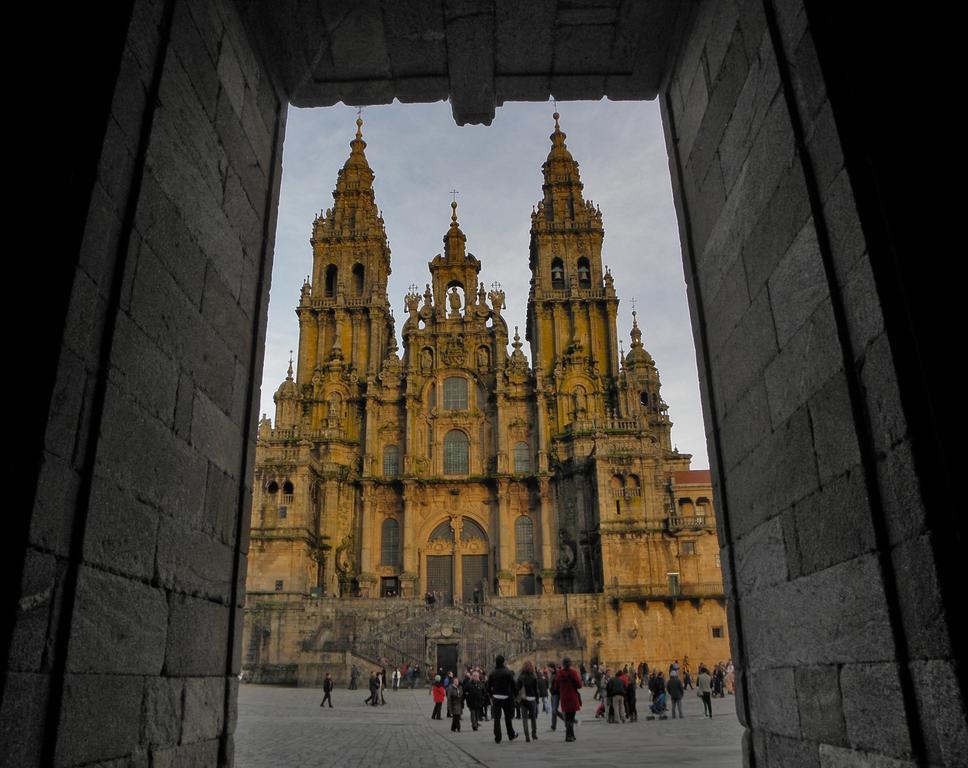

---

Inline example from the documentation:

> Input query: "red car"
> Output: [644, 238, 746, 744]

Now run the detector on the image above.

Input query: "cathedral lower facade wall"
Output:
[241, 593, 730, 686]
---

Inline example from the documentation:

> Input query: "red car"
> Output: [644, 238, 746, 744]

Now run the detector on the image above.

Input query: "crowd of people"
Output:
[324, 655, 736, 742]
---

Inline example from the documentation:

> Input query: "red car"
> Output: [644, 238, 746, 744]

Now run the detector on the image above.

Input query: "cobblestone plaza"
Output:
[236, 683, 742, 768]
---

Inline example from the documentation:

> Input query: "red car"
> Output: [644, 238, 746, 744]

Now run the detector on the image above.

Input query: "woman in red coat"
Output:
[431, 675, 446, 720]
[555, 658, 583, 742]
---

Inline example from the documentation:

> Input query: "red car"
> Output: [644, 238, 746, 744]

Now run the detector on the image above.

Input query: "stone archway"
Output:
[15, 3, 961, 767]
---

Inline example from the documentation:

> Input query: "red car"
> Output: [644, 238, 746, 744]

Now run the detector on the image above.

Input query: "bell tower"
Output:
[526, 112, 620, 434]
[295, 117, 394, 388]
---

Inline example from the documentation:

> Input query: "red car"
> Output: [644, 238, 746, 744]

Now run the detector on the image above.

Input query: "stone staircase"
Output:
[352, 600, 536, 670]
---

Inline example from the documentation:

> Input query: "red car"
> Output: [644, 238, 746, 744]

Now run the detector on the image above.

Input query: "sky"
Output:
[259, 99, 709, 469]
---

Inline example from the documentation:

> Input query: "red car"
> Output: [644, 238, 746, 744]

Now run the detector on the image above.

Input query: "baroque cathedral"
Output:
[243, 114, 727, 680]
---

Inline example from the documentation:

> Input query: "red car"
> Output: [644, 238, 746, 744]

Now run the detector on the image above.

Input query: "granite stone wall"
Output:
[10, 1, 959, 766]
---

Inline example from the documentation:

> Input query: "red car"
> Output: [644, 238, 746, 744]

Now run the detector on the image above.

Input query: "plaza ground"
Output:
[236, 682, 743, 767]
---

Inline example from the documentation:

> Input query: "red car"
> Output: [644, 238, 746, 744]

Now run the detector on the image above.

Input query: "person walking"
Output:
[548, 662, 564, 732]
[625, 673, 637, 722]
[667, 670, 684, 718]
[697, 665, 713, 718]
[516, 661, 540, 742]
[319, 673, 334, 708]
[487, 655, 518, 744]
[607, 669, 627, 723]
[448, 680, 464, 732]
[431, 675, 446, 719]
[464, 671, 484, 731]
[555, 657, 583, 742]
[349, 664, 359, 690]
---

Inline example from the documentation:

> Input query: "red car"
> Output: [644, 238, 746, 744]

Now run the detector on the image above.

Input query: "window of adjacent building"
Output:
[443, 430, 469, 474]
[681, 541, 696, 555]
[712, 626, 724, 639]
[667, 572, 680, 595]
[513, 442, 530, 473]
[551, 257, 565, 288]
[352, 262, 365, 296]
[383, 445, 399, 477]
[324, 264, 337, 297]
[278, 506, 287, 519]
[515, 516, 534, 562]
[267, 481, 279, 495]
[275, 580, 284, 591]
[577, 257, 591, 288]
[381, 518, 400, 566]
[715, 553, 721, 568]
[696, 497, 709, 524]
[443, 377, 468, 410]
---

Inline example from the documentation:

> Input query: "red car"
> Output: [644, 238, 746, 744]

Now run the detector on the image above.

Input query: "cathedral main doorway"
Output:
[425, 516, 490, 605]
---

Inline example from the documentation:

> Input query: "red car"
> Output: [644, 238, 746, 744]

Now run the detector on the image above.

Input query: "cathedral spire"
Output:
[533, 111, 601, 230]
[443, 199, 467, 260]
[313, 116, 384, 239]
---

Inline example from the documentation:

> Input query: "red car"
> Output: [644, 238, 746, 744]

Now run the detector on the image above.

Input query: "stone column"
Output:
[358, 481, 375, 596]
[538, 476, 555, 575]
[402, 481, 417, 593]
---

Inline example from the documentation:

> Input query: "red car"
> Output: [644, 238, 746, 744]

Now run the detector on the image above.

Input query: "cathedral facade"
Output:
[243, 115, 728, 678]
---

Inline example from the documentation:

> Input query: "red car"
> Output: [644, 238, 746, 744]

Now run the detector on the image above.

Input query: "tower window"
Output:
[681, 541, 696, 555]
[513, 442, 530, 473]
[381, 518, 400, 566]
[577, 257, 591, 288]
[383, 445, 400, 477]
[275, 580, 284, 591]
[551, 258, 565, 289]
[515, 516, 534, 562]
[324, 264, 337, 298]
[443, 377, 468, 410]
[712, 626, 724, 639]
[443, 430, 469, 474]
[352, 263, 365, 296]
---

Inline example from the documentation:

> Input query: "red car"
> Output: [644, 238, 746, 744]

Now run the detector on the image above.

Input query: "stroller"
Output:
[646, 691, 668, 720]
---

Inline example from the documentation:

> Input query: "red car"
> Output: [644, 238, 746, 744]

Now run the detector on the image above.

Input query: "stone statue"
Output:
[448, 286, 462, 317]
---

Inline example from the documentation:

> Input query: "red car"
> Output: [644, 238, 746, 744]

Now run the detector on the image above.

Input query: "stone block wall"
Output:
[7, 0, 285, 764]
[661, 1, 965, 765]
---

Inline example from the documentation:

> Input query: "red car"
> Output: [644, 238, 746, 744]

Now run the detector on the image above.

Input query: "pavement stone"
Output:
[236, 684, 743, 767]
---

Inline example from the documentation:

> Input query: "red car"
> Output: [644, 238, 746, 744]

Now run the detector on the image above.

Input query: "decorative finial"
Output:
[287, 350, 294, 379]
[451, 199, 458, 224]
[355, 107, 363, 139]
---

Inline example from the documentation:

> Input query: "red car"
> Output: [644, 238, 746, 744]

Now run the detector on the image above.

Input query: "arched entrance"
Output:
[424, 516, 489, 606]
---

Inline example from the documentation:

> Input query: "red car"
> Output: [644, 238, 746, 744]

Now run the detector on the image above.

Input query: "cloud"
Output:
[260, 100, 709, 468]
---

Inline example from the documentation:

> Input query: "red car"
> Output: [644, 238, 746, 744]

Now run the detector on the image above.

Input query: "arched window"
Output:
[427, 381, 436, 409]
[266, 481, 279, 495]
[352, 263, 365, 296]
[430, 520, 454, 542]
[324, 264, 337, 297]
[381, 518, 400, 566]
[462, 517, 486, 541]
[443, 430, 469, 475]
[513, 442, 530, 473]
[383, 445, 399, 477]
[515, 516, 534, 562]
[640, 391, 650, 408]
[282, 481, 294, 495]
[443, 377, 468, 410]
[577, 257, 591, 288]
[551, 257, 565, 289]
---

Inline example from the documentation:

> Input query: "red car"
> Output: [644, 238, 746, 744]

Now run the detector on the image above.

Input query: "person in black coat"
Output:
[320, 673, 334, 708]
[487, 655, 518, 744]
[516, 661, 540, 742]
